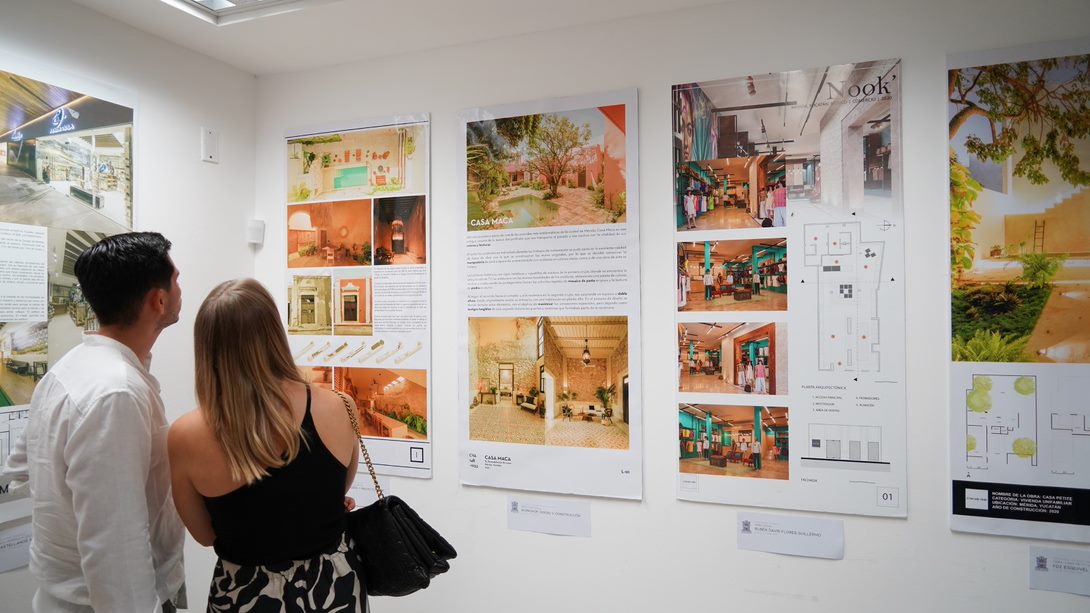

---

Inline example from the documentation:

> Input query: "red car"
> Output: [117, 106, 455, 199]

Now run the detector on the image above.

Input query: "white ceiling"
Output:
[72, 0, 725, 76]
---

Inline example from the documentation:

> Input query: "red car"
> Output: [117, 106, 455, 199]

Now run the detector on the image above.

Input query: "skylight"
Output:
[161, 0, 331, 26]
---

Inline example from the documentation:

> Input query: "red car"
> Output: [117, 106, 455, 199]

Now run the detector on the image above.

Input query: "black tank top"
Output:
[203, 385, 348, 566]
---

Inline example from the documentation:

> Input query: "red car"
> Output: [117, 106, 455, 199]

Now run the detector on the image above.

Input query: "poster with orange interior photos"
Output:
[672, 60, 909, 517]
[285, 114, 431, 478]
[457, 90, 643, 500]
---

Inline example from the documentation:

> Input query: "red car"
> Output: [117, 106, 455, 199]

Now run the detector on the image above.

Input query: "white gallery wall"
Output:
[2, 0, 1090, 610]
[0, 0, 257, 606]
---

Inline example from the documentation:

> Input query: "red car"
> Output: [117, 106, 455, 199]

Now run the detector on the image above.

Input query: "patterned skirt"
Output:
[207, 534, 367, 612]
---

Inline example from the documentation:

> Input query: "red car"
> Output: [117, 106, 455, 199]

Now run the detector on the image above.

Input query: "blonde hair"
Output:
[195, 278, 306, 484]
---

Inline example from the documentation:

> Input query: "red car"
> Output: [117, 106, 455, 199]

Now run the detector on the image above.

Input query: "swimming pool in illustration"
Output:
[496, 195, 559, 228]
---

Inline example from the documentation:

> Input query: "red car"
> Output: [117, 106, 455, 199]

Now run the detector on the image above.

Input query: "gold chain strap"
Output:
[336, 390, 385, 500]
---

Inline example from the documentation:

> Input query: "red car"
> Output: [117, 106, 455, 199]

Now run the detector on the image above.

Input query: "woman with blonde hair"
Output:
[168, 278, 366, 612]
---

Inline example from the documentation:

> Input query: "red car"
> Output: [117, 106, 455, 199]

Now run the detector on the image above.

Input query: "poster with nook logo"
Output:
[672, 60, 908, 517]
[948, 40, 1090, 543]
[284, 115, 432, 479]
[457, 90, 643, 499]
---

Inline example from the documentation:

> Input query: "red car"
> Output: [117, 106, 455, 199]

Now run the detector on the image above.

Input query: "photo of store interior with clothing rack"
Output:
[679, 403, 788, 480]
[675, 154, 788, 230]
[679, 321, 786, 396]
[674, 60, 901, 228]
[678, 238, 787, 311]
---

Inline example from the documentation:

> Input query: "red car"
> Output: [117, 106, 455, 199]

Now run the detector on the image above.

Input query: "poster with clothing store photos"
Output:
[284, 115, 432, 479]
[947, 40, 1090, 544]
[0, 62, 136, 515]
[673, 60, 908, 517]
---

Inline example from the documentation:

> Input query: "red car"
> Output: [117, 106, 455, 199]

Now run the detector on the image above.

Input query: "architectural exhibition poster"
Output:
[284, 115, 433, 478]
[457, 90, 643, 499]
[0, 64, 134, 513]
[948, 41, 1090, 543]
[673, 60, 908, 517]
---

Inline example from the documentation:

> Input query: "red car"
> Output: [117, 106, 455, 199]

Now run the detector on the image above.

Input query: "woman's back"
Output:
[202, 384, 347, 565]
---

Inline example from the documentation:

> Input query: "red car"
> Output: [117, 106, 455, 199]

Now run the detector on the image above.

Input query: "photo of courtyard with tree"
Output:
[950, 53, 1090, 363]
[466, 105, 627, 231]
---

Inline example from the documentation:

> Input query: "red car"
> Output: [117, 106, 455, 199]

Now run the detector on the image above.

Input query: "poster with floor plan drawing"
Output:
[457, 90, 643, 499]
[0, 64, 134, 516]
[284, 115, 432, 479]
[673, 60, 908, 516]
[948, 41, 1090, 542]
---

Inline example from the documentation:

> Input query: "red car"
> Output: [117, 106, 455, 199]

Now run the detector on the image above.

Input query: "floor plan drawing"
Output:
[1050, 376, 1090, 476]
[803, 222, 884, 373]
[965, 374, 1038, 472]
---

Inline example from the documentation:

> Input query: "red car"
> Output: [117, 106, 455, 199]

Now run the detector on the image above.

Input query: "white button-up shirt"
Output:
[3, 334, 184, 611]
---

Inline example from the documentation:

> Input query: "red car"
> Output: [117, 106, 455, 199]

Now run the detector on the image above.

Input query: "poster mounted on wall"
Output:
[284, 115, 432, 479]
[457, 90, 643, 500]
[0, 64, 134, 512]
[948, 41, 1090, 543]
[673, 60, 908, 517]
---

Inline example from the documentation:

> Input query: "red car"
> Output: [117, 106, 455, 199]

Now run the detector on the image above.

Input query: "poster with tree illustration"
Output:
[948, 41, 1090, 544]
[949, 50, 1090, 364]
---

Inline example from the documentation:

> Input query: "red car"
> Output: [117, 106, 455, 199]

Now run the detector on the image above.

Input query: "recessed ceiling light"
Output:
[160, 0, 335, 26]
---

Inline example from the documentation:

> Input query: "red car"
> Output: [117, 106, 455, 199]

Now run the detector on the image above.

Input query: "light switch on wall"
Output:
[200, 126, 219, 163]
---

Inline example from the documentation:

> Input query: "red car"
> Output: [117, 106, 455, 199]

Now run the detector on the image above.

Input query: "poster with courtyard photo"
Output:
[673, 61, 908, 517]
[947, 41, 1090, 543]
[458, 90, 642, 499]
[1, 63, 134, 513]
[285, 115, 432, 479]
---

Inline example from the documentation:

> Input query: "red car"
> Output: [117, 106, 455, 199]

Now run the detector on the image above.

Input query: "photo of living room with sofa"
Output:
[468, 316, 630, 449]
[679, 403, 788, 480]
[678, 321, 787, 396]
[678, 238, 787, 311]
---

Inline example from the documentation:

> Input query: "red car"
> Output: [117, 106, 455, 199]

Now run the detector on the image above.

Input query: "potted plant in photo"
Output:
[595, 384, 615, 424]
[989, 244, 1002, 258]
[559, 390, 577, 420]
[374, 246, 393, 265]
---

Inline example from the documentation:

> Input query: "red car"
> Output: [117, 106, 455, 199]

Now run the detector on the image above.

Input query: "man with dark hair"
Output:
[3, 232, 185, 612]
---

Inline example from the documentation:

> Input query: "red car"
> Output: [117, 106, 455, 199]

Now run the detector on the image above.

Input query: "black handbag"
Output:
[337, 392, 457, 597]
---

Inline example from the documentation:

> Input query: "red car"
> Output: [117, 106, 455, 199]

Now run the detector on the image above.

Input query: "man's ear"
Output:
[146, 287, 168, 316]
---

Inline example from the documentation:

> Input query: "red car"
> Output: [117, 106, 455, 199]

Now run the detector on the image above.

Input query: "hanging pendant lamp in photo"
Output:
[582, 339, 591, 366]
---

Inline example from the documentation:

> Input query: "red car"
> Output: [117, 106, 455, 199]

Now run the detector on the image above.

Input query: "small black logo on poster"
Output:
[510, 501, 519, 514]
[1035, 556, 1048, 571]
[741, 520, 751, 534]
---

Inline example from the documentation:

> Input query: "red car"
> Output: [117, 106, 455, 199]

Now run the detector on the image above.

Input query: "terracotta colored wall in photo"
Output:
[543, 326, 564, 413]
[403, 199, 426, 256]
[467, 318, 480, 398]
[566, 357, 606, 407]
[473, 318, 538, 397]
[327, 200, 372, 249]
[601, 104, 626, 211]
[377, 380, 426, 419]
[374, 197, 425, 257]
[610, 332, 628, 390]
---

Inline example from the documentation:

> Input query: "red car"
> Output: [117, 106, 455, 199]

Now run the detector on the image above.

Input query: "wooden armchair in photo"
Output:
[742, 451, 755, 468]
[561, 405, 573, 421]
[324, 246, 335, 264]
[601, 407, 613, 425]
[727, 450, 744, 463]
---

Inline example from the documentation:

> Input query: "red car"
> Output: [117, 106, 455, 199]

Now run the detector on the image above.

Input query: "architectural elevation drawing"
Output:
[801, 423, 889, 471]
